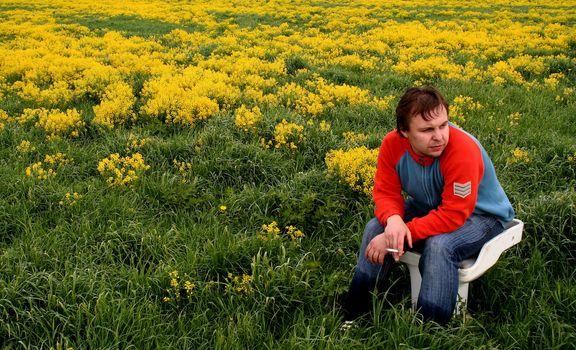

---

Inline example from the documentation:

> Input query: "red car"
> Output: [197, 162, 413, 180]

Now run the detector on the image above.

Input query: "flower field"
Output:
[0, 0, 575, 348]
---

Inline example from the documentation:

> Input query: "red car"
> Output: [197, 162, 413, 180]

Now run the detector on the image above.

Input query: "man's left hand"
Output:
[365, 233, 390, 265]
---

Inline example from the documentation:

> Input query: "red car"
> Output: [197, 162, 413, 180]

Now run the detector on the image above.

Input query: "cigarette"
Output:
[386, 248, 399, 253]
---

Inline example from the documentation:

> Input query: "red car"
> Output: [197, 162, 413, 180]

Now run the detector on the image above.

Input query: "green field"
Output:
[0, 0, 575, 348]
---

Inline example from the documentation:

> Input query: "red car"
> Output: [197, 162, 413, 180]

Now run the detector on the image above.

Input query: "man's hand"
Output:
[365, 215, 412, 264]
[384, 214, 412, 261]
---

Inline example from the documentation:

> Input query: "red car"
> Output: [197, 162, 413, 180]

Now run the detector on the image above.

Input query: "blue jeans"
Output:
[343, 203, 504, 324]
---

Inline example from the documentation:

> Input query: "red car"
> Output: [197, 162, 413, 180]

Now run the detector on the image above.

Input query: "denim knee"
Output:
[362, 218, 384, 244]
[356, 218, 385, 276]
[419, 236, 456, 268]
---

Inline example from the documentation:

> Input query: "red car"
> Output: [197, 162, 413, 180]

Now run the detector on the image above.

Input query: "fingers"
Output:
[365, 242, 374, 263]
[406, 230, 413, 249]
[396, 233, 404, 253]
[365, 230, 412, 265]
[391, 228, 412, 261]
[365, 239, 386, 265]
[367, 247, 384, 265]
[366, 246, 378, 264]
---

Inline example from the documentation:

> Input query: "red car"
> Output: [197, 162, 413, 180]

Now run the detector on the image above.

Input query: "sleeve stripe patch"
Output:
[454, 181, 472, 198]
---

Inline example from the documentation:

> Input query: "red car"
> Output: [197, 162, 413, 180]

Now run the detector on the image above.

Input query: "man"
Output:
[342, 86, 515, 325]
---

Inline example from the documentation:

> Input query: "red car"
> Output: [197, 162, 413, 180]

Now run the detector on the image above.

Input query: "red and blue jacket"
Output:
[373, 124, 515, 241]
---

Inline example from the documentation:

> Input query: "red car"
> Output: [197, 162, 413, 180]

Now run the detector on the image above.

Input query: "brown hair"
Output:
[396, 86, 449, 135]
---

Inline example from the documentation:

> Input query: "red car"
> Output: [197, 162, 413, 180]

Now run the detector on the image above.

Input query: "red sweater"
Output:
[373, 125, 514, 241]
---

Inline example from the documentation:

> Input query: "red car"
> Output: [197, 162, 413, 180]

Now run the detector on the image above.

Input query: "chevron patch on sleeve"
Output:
[453, 181, 471, 198]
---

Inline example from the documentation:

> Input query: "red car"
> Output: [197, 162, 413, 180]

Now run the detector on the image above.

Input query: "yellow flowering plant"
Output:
[44, 152, 72, 166]
[16, 140, 37, 153]
[508, 112, 522, 127]
[342, 131, 369, 145]
[25, 152, 73, 180]
[507, 147, 531, 165]
[163, 270, 196, 304]
[225, 272, 253, 296]
[0, 109, 8, 125]
[92, 82, 137, 128]
[318, 120, 331, 132]
[140, 79, 221, 127]
[260, 119, 306, 151]
[325, 146, 378, 196]
[258, 221, 305, 242]
[234, 105, 263, 132]
[173, 159, 193, 183]
[259, 221, 281, 241]
[97, 153, 150, 186]
[555, 88, 574, 104]
[125, 133, 150, 153]
[59, 192, 82, 206]
[451, 95, 483, 125]
[17, 108, 85, 140]
[25, 162, 56, 181]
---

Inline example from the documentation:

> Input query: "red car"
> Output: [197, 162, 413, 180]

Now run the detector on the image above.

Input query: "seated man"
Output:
[342, 86, 515, 325]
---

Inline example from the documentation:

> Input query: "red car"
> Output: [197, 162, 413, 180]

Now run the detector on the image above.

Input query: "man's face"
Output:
[400, 105, 449, 158]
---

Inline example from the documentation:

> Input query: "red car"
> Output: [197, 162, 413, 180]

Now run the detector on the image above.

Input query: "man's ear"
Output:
[399, 129, 408, 138]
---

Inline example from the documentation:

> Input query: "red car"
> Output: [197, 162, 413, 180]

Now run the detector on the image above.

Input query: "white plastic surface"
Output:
[399, 219, 524, 313]
[459, 219, 523, 282]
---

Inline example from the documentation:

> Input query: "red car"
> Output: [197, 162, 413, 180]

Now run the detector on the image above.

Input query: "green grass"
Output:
[55, 14, 204, 38]
[1, 87, 575, 348]
[1, 2, 576, 350]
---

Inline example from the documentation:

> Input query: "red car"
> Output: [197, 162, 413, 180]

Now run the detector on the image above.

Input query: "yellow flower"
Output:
[97, 153, 150, 186]
[44, 152, 72, 165]
[183, 280, 195, 297]
[451, 95, 482, 124]
[507, 147, 530, 165]
[93, 82, 136, 128]
[25, 162, 56, 180]
[234, 105, 263, 132]
[370, 96, 395, 111]
[60, 191, 82, 206]
[259, 221, 281, 241]
[325, 146, 378, 196]
[29, 108, 85, 140]
[264, 119, 305, 151]
[507, 112, 522, 127]
[25, 154, 70, 181]
[393, 55, 463, 81]
[319, 120, 331, 132]
[343, 131, 369, 144]
[126, 133, 150, 152]
[225, 272, 253, 296]
[544, 73, 564, 89]
[16, 140, 36, 153]
[285, 225, 305, 241]
[258, 222, 305, 242]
